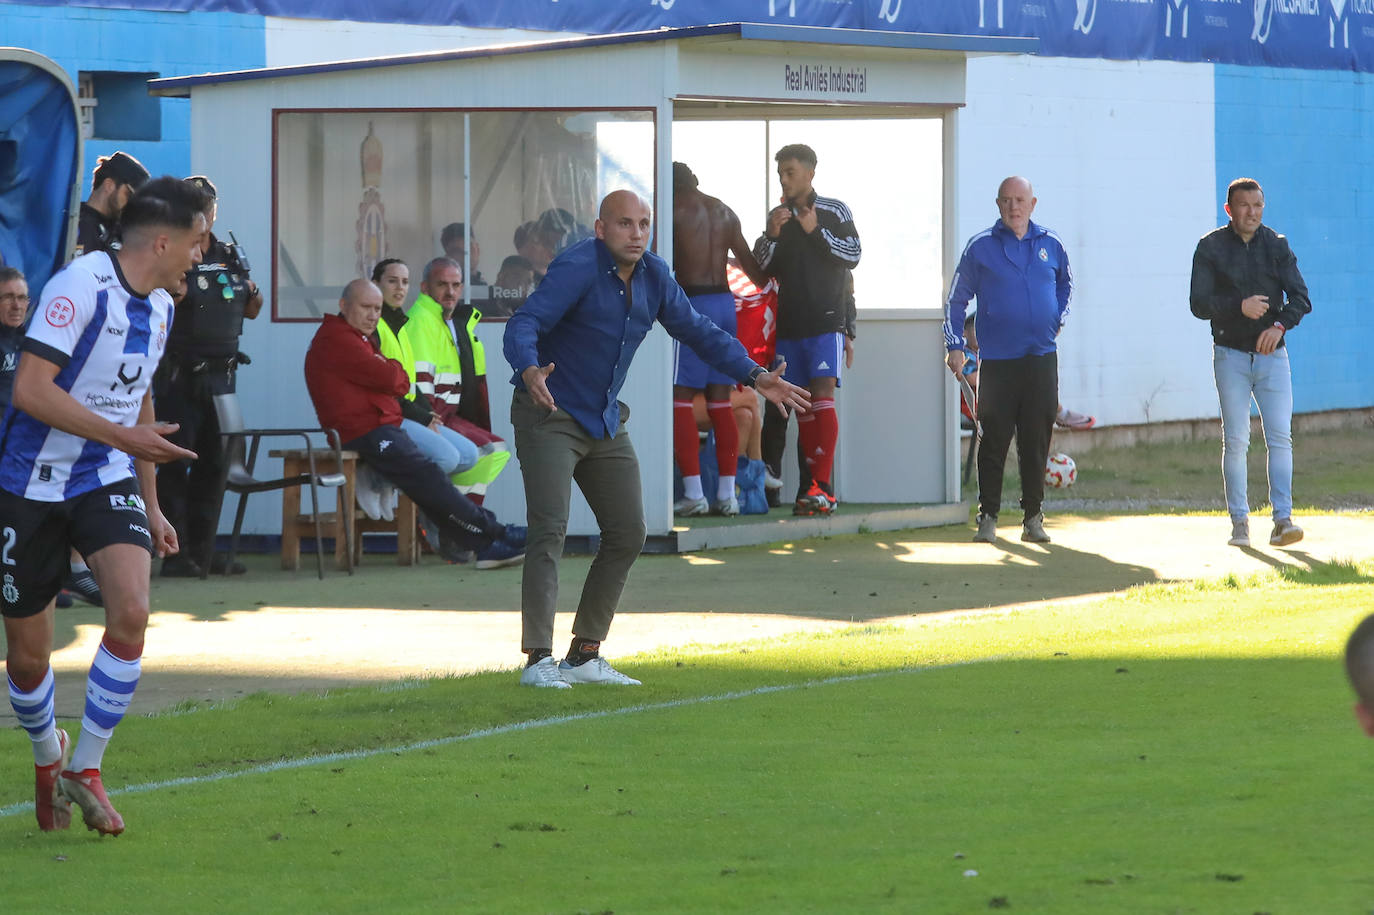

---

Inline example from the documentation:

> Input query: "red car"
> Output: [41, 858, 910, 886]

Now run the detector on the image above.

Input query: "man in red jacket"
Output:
[304, 279, 521, 564]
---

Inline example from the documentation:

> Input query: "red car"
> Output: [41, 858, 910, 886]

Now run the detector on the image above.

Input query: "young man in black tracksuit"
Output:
[753, 144, 860, 515]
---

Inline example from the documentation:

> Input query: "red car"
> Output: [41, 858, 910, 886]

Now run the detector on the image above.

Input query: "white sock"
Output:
[717, 476, 736, 501]
[682, 475, 704, 501]
[70, 642, 141, 772]
[8, 667, 61, 765]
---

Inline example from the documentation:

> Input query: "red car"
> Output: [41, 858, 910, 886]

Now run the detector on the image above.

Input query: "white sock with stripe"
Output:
[8, 666, 61, 765]
[69, 641, 142, 773]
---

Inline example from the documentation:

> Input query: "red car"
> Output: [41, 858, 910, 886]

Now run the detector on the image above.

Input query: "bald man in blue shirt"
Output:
[505, 190, 810, 688]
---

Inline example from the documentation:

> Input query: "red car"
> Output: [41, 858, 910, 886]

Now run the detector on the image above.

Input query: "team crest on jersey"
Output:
[45, 297, 75, 327]
[1038, 248, 1049, 262]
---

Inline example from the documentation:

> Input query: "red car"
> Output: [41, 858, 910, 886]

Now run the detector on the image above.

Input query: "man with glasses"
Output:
[0, 267, 30, 410]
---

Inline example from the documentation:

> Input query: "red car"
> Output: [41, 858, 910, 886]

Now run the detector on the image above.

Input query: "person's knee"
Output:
[103, 595, 150, 644]
[601, 516, 647, 556]
[5, 633, 52, 684]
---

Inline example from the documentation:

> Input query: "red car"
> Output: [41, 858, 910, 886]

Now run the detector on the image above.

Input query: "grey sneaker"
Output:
[519, 656, 571, 689]
[1228, 517, 1250, 547]
[1270, 518, 1304, 547]
[1021, 512, 1051, 543]
[712, 496, 740, 517]
[972, 512, 997, 543]
[559, 656, 642, 686]
[674, 496, 710, 517]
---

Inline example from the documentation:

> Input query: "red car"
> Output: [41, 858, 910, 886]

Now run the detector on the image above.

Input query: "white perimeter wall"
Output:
[958, 55, 1219, 427]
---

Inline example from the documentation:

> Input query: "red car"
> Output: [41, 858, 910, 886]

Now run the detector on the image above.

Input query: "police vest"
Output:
[166, 236, 251, 359]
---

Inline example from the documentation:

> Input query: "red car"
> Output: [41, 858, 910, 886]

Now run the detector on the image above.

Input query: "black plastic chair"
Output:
[207, 393, 350, 580]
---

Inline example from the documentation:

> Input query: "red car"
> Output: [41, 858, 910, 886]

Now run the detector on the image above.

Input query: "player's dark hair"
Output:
[120, 175, 212, 236]
[513, 221, 535, 250]
[673, 161, 698, 191]
[92, 151, 150, 191]
[1346, 614, 1374, 708]
[0, 266, 23, 285]
[499, 255, 533, 273]
[371, 257, 407, 284]
[1226, 177, 1262, 206]
[775, 144, 817, 169]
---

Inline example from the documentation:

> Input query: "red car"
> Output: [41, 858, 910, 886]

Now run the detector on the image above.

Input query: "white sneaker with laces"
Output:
[674, 496, 710, 517]
[519, 656, 571, 689]
[713, 496, 740, 517]
[559, 657, 641, 686]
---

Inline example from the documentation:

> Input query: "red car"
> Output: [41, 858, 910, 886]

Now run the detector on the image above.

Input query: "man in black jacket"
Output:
[1190, 177, 1311, 549]
[752, 143, 860, 516]
[74, 152, 149, 257]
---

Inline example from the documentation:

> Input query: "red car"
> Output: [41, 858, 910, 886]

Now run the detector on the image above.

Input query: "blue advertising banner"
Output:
[6, 0, 1374, 72]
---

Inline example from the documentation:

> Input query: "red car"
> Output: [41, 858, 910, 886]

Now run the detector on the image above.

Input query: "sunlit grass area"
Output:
[4, 560, 1372, 911]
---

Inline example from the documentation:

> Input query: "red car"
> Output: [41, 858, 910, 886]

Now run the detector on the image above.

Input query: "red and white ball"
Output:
[1044, 452, 1077, 488]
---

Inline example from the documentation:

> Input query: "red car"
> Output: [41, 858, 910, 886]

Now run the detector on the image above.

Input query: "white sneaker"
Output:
[713, 496, 740, 516]
[519, 656, 571, 689]
[379, 485, 397, 522]
[763, 472, 784, 491]
[673, 496, 710, 517]
[355, 465, 385, 520]
[559, 656, 641, 686]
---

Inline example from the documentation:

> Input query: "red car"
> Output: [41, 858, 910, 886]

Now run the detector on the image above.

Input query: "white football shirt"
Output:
[0, 251, 172, 501]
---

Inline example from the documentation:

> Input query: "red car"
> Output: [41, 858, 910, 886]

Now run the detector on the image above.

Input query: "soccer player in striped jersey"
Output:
[1, 176, 207, 835]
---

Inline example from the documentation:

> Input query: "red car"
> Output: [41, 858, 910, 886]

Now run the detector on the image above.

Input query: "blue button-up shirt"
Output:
[504, 238, 758, 439]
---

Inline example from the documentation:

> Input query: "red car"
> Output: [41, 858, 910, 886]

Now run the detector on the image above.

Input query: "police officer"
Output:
[154, 176, 262, 577]
[74, 152, 150, 257]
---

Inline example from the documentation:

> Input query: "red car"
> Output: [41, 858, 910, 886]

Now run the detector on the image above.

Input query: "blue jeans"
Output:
[1213, 344, 1293, 521]
[400, 419, 478, 475]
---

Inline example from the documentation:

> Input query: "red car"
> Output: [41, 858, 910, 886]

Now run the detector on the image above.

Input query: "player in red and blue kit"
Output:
[752, 144, 860, 515]
[1, 176, 207, 835]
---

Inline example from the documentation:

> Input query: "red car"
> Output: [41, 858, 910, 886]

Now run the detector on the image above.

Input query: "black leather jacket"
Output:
[1190, 223, 1311, 353]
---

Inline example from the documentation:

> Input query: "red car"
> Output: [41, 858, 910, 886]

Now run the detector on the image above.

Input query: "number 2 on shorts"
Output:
[1, 526, 15, 565]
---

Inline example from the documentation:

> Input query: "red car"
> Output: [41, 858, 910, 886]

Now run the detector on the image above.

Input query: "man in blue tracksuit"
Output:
[943, 177, 1073, 544]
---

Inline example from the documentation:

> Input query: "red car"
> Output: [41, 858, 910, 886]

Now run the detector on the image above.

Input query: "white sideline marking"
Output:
[0, 664, 972, 820]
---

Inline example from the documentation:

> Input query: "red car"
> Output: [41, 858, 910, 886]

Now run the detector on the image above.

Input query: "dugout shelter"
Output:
[150, 23, 1036, 543]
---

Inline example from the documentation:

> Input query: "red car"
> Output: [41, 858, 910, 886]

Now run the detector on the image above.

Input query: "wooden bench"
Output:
[269, 448, 422, 569]
[353, 491, 421, 566]
[270, 448, 357, 571]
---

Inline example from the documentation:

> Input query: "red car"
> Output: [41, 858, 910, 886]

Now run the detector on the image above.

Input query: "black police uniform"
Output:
[74, 203, 118, 257]
[154, 234, 254, 572]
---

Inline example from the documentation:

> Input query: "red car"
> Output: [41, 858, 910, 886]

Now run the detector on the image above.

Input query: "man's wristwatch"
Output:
[1272, 321, 1285, 332]
[746, 365, 767, 388]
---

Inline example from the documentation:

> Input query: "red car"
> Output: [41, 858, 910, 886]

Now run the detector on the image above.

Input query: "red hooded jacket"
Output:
[304, 313, 408, 444]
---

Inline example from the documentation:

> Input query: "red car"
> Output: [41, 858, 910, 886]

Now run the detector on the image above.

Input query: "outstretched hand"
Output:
[118, 422, 198, 464]
[754, 361, 812, 416]
[523, 363, 558, 411]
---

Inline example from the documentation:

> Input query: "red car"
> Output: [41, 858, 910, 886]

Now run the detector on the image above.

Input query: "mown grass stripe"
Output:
[0, 662, 979, 821]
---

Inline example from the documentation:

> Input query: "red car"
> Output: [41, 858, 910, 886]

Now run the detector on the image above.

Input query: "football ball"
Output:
[1045, 452, 1077, 488]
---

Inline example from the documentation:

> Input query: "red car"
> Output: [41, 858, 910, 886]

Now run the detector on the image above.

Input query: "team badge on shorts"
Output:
[2, 573, 19, 605]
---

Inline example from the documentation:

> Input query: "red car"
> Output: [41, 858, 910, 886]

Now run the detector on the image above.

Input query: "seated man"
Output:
[366, 257, 479, 520]
[402, 257, 511, 502]
[304, 279, 524, 569]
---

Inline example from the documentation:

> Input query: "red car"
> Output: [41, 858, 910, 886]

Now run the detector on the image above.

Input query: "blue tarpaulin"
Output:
[7, 0, 1374, 72]
[0, 49, 80, 298]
